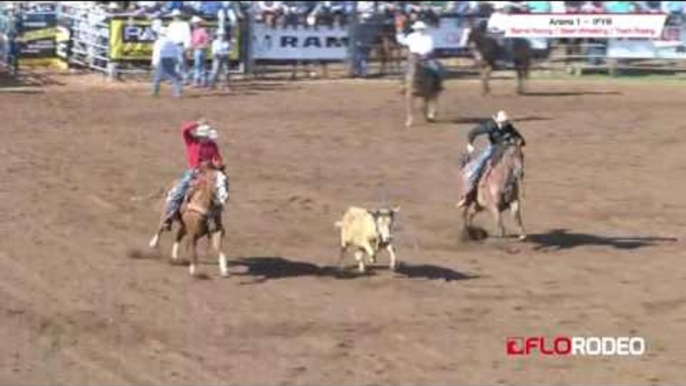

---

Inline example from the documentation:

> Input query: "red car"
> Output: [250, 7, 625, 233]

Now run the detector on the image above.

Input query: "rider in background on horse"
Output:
[162, 119, 225, 230]
[457, 111, 526, 208]
[398, 21, 446, 88]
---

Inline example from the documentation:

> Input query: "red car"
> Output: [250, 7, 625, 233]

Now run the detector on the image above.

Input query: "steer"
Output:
[335, 206, 400, 273]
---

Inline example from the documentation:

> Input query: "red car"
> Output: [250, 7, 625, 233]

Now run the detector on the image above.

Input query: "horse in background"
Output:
[404, 53, 443, 128]
[467, 20, 533, 95]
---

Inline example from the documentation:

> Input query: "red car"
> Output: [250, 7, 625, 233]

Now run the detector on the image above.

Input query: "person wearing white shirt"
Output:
[398, 21, 446, 85]
[209, 32, 232, 90]
[151, 28, 183, 97]
[167, 9, 192, 83]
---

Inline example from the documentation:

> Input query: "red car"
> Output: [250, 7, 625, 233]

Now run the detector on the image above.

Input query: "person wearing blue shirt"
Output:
[527, 1, 551, 13]
[605, 1, 633, 13]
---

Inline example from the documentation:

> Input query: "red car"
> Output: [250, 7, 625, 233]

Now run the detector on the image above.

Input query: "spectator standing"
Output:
[152, 28, 183, 97]
[209, 31, 231, 90]
[163, 1, 184, 13]
[527, 1, 551, 13]
[190, 16, 209, 87]
[580, 1, 605, 13]
[550, 1, 566, 13]
[662, 1, 685, 15]
[256, 1, 283, 28]
[605, 1, 634, 13]
[167, 9, 192, 83]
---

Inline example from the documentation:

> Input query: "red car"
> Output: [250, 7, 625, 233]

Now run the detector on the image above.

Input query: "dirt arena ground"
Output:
[0, 73, 684, 385]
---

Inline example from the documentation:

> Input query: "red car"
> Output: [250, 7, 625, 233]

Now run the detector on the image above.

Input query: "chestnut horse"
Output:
[149, 165, 230, 277]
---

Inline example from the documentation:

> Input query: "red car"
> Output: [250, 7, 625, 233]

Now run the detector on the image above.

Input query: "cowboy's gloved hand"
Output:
[467, 143, 475, 154]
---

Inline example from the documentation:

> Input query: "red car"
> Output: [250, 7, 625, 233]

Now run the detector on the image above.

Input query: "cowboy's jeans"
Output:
[209, 55, 230, 88]
[165, 169, 197, 218]
[153, 58, 183, 97]
[462, 145, 495, 194]
[176, 45, 188, 82]
[193, 49, 207, 86]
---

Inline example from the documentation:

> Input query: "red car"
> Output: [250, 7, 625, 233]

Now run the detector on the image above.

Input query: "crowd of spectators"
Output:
[92, 1, 686, 27]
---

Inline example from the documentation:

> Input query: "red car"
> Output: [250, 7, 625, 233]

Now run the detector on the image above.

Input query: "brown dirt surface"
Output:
[0, 73, 684, 385]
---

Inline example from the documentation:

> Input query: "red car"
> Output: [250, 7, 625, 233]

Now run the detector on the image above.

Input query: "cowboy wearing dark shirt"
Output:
[457, 110, 526, 208]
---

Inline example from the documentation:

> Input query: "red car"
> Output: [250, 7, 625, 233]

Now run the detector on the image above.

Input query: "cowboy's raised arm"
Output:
[182, 121, 200, 145]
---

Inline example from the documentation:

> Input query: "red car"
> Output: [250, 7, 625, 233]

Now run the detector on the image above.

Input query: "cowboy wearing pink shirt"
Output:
[190, 16, 210, 87]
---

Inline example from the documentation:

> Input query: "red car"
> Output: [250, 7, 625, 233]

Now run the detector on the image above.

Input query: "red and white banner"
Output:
[489, 14, 668, 39]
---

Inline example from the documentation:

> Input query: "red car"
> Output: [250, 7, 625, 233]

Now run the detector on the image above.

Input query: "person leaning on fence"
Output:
[209, 31, 231, 90]
[190, 16, 209, 87]
[167, 9, 192, 83]
[151, 27, 183, 98]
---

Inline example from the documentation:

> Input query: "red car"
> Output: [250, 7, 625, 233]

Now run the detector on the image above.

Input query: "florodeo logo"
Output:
[506, 336, 646, 356]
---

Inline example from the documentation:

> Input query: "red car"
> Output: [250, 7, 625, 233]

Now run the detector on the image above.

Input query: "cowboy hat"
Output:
[493, 110, 509, 124]
[195, 124, 218, 140]
[170, 9, 182, 17]
[190, 16, 204, 24]
[412, 21, 428, 30]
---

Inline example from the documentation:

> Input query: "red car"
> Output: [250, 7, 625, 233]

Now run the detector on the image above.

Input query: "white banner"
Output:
[607, 39, 686, 59]
[430, 18, 471, 50]
[489, 14, 667, 38]
[251, 24, 349, 61]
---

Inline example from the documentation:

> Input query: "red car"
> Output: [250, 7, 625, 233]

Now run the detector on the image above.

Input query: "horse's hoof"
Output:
[149, 235, 159, 249]
[518, 234, 527, 241]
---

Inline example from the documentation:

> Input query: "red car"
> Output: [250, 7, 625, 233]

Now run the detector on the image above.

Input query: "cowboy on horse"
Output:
[457, 110, 526, 208]
[398, 20, 446, 89]
[161, 119, 226, 230]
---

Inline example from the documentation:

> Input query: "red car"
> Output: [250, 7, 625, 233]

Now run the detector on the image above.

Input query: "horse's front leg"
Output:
[405, 93, 415, 128]
[171, 225, 186, 264]
[211, 228, 229, 277]
[490, 206, 505, 238]
[149, 224, 164, 249]
[480, 63, 492, 96]
[511, 200, 526, 241]
[189, 236, 199, 276]
[425, 97, 437, 122]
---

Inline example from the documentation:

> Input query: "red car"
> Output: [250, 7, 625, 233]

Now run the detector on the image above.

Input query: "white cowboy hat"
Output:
[412, 21, 428, 31]
[195, 124, 218, 140]
[190, 16, 204, 24]
[170, 9, 182, 17]
[493, 110, 509, 124]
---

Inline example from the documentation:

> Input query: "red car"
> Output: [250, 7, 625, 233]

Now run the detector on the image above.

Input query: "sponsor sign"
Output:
[110, 18, 240, 61]
[490, 14, 667, 38]
[252, 24, 349, 61]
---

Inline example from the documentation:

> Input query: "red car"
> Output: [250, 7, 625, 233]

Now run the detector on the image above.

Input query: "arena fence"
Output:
[2, 3, 686, 79]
